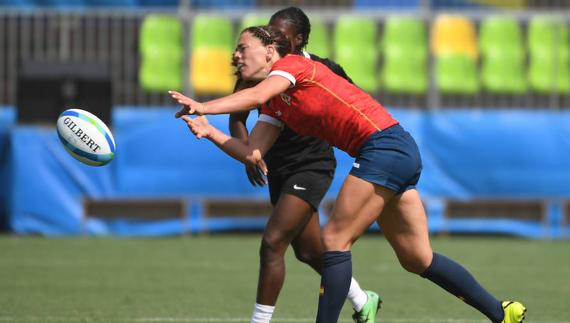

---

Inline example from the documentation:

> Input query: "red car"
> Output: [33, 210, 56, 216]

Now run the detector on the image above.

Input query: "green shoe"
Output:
[352, 290, 382, 323]
[502, 301, 526, 323]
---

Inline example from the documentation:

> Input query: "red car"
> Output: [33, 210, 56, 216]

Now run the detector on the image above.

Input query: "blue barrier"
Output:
[417, 109, 570, 199]
[0, 107, 16, 230]
[8, 126, 114, 235]
[431, 0, 483, 9]
[4, 107, 570, 237]
[113, 108, 268, 197]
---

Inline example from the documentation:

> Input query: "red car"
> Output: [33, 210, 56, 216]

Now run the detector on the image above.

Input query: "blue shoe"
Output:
[352, 291, 382, 323]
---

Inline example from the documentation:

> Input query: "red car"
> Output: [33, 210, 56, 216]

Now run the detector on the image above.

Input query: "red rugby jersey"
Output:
[260, 54, 398, 157]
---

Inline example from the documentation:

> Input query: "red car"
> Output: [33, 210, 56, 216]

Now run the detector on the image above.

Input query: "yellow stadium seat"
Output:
[190, 15, 235, 95]
[190, 47, 235, 95]
[431, 15, 478, 60]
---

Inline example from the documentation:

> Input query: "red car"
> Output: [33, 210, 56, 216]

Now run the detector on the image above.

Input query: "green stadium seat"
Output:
[334, 16, 378, 93]
[380, 16, 428, 94]
[140, 47, 184, 92]
[334, 16, 376, 47]
[139, 14, 182, 54]
[139, 14, 183, 92]
[381, 54, 428, 94]
[192, 15, 233, 51]
[190, 15, 235, 95]
[481, 53, 527, 94]
[435, 53, 479, 94]
[305, 19, 330, 58]
[479, 16, 527, 94]
[237, 14, 270, 38]
[479, 17, 523, 53]
[528, 17, 570, 94]
[382, 16, 426, 52]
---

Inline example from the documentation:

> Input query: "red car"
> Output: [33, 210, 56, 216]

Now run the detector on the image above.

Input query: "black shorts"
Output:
[268, 170, 334, 211]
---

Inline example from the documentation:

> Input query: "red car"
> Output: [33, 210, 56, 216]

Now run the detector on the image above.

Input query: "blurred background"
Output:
[1, 0, 570, 238]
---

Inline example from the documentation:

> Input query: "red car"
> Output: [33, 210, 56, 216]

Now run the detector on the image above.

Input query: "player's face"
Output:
[270, 18, 303, 53]
[233, 32, 273, 81]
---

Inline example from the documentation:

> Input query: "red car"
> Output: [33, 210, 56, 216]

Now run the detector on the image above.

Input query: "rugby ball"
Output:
[56, 108, 116, 166]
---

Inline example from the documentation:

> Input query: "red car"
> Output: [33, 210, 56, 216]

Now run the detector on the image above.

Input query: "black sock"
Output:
[316, 251, 352, 323]
[421, 252, 504, 322]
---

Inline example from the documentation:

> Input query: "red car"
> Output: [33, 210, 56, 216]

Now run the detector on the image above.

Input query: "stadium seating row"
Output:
[139, 14, 570, 97]
[0, 0, 178, 6]
[0, 0, 253, 8]
[0, 0, 548, 9]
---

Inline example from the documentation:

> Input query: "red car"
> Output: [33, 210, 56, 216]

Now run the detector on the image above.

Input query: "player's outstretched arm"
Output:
[170, 75, 291, 117]
[181, 115, 279, 171]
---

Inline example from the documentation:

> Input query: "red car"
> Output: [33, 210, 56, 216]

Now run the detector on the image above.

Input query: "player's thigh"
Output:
[377, 189, 432, 272]
[323, 174, 395, 251]
[291, 210, 322, 257]
[265, 170, 332, 244]
[263, 193, 316, 249]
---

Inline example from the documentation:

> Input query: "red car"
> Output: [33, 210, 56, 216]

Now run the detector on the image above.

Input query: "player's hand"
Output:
[181, 115, 211, 139]
[245, 159, 268, 187]
[169, 91, 206, 116]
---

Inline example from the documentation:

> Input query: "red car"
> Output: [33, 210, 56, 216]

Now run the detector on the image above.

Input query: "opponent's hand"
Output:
[169, 91, 206, 117]
[245, 159, 268, 187]
[181, 115, 211, 139]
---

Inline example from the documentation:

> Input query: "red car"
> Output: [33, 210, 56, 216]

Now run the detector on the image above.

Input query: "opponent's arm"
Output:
[229, 79, 268, 186]
[229, 77, 254, 139]
[230, 110, 268, 186]
[229, 111, 250, 139]
[182, 115, 279, 171]
[171, 76, 291, 117]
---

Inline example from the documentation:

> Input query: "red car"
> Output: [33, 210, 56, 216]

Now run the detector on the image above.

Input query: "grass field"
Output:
[0, 234, 568, 323]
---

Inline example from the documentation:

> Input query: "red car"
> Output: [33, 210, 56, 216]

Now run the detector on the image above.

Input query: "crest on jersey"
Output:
[280, 93, 292, 106]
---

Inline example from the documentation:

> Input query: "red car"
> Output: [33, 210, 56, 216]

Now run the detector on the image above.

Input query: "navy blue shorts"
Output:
[349, 124, 422, 194]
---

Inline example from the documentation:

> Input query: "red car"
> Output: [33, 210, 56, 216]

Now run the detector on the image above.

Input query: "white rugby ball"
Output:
[56, 108, 116, 166]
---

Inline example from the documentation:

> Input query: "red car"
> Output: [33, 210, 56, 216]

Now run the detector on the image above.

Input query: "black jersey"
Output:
[261, 53, 353, 177]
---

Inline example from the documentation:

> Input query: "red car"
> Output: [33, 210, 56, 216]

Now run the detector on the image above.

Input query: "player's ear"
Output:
[266, 45, 275, 61]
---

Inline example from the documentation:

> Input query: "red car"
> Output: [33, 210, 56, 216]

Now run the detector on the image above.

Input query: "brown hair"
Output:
[240, 25, 292, 57]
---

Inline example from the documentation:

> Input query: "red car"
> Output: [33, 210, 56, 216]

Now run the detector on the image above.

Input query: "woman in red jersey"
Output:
[170, 26, 525, 323]
[230, 7, 379, 323]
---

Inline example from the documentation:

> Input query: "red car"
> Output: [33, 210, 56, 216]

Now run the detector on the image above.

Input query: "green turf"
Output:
[0, 235, 568, 322]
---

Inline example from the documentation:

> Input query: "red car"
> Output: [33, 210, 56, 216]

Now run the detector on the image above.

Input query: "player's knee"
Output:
[397, 253, 431, 274]
[292, 245, 320, 266]
[293, 249, 311, 265]
[259, 237, 287, 263]
[321, 225, 352, 251]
